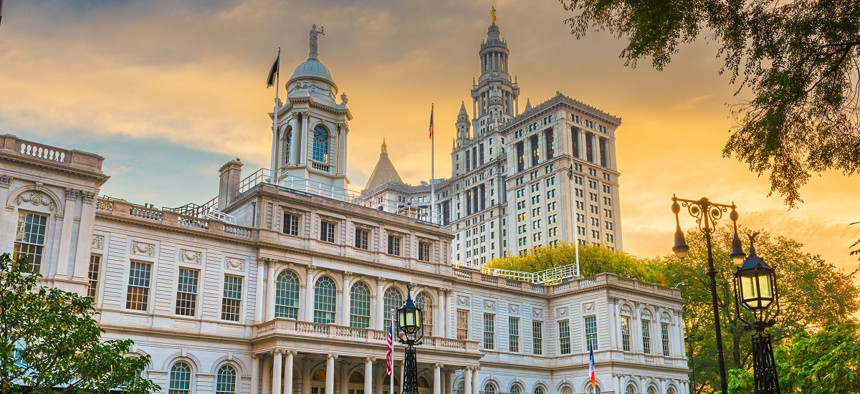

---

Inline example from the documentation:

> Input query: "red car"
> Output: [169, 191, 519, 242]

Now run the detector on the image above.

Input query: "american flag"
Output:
[386, 324, 394, 375]
[428, 104, 434, 139]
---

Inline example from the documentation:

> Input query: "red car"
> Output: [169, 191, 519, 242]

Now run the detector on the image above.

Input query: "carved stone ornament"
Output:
[556, 306, 569, 316]
[80, 191, 95, 203]
[457, 295, 469, 306]
[16, 191, 55, 211]
[226, 257, 245, 271]
[509, 304, 520, 314]
[533, 308, 543, 317]
[180, 249, 202, 264]
[661, 311, 672, 322]
[621, 304, 633, 315]
[582, 302, 595, 313]
[0, 175, 12, 189]
[91, 234, 104, 250]
[65, 189, 80, 201]
[484, 300, 496, 310]
[131, 241, 155, 257]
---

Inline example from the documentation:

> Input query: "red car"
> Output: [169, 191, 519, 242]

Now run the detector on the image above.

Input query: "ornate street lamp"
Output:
[397, 285, 424, 394]
[734, 234, 780, 394]
[671, 195, 744, 393]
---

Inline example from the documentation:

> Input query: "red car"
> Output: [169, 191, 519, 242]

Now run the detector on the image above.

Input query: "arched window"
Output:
[383, 288, 403, 329]
[626, 384, 637, 394]
[647, 387, 657, 394]
[314, 276, 337, 324]
[560, 386, 573, 394]
[667, 387, 677, 394]
[350, 282, 371, 328]
[454, 381, 464, 394]
[312, 125, 329, 162]
[168, 361, 192, 394]
[415, 291, 433, 336]
[275, 270, 300, 319]
[484, 383, 497, 394]
[215, 364, 237, 394]
[281, 126, 292, 166]
[510, 383, 522, 394]
[587, 386, 602, 394]
[534, 386, 546, 394]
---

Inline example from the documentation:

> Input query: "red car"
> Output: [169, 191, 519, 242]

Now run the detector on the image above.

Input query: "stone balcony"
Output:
[0, 134, 108, 181]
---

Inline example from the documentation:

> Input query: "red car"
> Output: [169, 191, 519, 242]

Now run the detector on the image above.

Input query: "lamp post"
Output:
[734, 234, 780, 394]
[671, 195, 745, 393]
[396, 285, 424, 394]
[685, 334, 704, 392]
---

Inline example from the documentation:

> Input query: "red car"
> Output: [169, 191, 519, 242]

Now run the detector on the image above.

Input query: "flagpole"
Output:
[430, 103, 436, 224]
[390, 309, 395, 394]
[270, 47, 281, 184]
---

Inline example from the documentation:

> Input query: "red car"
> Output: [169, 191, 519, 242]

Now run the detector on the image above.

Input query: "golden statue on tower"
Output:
[491, 6, 496, 24]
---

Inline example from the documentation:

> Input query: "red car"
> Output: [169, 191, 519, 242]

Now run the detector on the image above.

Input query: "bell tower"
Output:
[273, 24, 353, 193]
[470, 12, 519, 137]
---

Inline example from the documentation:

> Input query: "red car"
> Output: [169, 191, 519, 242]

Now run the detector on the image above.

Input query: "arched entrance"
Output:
[418, 376, 431, 394]
[348, 371, 365, 394]
[310, 368, 326, 394]
[383, 374, 400, 394]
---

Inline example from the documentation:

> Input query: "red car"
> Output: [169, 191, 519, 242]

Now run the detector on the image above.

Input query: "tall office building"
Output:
[362, 19, 623, 267]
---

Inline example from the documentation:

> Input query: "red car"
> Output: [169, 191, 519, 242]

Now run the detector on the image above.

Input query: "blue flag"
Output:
[266, 51, 280, 87]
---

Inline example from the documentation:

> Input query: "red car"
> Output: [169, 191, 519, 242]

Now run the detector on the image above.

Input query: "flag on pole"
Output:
[266, 50, 280, 87]
[588, 342, 596, 388]
[428, 104, 434, 139]
[386, 323, 394, 375]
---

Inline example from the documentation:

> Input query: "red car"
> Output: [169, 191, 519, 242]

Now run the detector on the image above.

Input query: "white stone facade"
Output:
[1, 132, 688, 394]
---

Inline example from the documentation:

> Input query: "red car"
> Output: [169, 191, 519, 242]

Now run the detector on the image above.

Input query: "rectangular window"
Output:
[585, 132, 595, 163]
[509, 317, 520, 353]
[87, 254, 101, 299]
[533, 320, 543, 355]
[599, 137, 609, 168]
[457, 310, 469, 340]
[530, 135, 539, 166]
[13, 211, 48, 272]
[642, 320, 651, 354]
[125, 261, 151, 311]
[571, 127, 581, 158]
[585, 315, 599, 350]
[516, 141, 525, 172]
[418, 241, 431, 262]
[545, 129, 555, 159]
[387, 234, 402, 256]
[558, 320, 571, 355]
[175, 268, 199, 316]
[283, 213, 299, 236]
[354, 228, 369, 250]
[661, 322, 671, 356]
[621, 316, 631, 351]
[320, 221, 335, 243]
[221, 275, 243, 322]
[483, 313, 495, 349]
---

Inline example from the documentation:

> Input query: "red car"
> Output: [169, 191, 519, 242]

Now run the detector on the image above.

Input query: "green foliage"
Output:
[0, 253, 159, 393]
[559, 0, 860, 206]
[487, 227, 860, 393]
[729, 322, 860, 393]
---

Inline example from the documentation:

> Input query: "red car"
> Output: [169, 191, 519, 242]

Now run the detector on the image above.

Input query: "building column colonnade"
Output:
[272, 350, 283, 394]
[463, 368, 472, 394]
[364, 357, 374, 394]
[325, 354, 336, 394]
[284, 351, 295, 394]
[433, 364, 442, 394]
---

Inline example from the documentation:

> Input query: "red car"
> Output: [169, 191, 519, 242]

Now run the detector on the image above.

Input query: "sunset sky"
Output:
[1, 0, 858, 277]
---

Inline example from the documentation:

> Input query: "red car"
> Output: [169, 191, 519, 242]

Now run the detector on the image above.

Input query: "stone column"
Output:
[256, 263, 266, 323]
[341, 125, 349, 175]
[55, 189, 78, 279]
[285, 351, 295, 394]
[266, 262, 276, 321]
[436, 290, 444, 338]
[463, 369, 472, 394]
[433, 364, 442, 394]
[364, 358, 374, 394]
[471, 368, 478, 394]
[376, 281, 386, 329]
[447, 371, 455, 394]
[325, 354, 336, 394]
[250, 354, 261, 394]
[273, 350, 284, 394]
[341, 274, 352, 326]
[72, 192, 96, 281]
[305, 269, 316, 322]
[289, 115, 300, 165]
[300, 113, 309, 165]
[262, 356, 272, 394]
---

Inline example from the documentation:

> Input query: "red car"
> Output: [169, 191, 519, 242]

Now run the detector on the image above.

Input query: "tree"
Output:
[558, 0, 860, 207]
[0, 253, 159, 393]
[729, 321, 860, 392]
